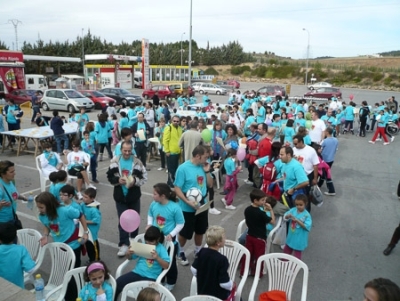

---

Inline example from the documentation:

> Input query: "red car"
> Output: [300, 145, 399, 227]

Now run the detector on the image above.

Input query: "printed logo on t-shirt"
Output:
[122, 169, 130, 177]
[146, 258, 154, 267]
[156, 214, 166, 229]
[295, 155, 304, 164]
[12, 192, 18, 200]
[290, 220, 297, 232]
[311, 125, 315, 130]
[197, 175, 204, 187]
[49, 222, 60, 236]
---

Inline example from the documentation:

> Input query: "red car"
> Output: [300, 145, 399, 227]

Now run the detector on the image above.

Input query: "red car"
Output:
[227, 80, 240, 89]
[5, 89, 43, 105]
[257, 85, 286, 97]
[79, 90, 114, 109]
[304, 87, 342, 99]
[142, 84, 177, 100]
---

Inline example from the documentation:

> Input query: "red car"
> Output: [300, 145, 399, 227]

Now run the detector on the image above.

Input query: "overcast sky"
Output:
[1, 0, 399, 59]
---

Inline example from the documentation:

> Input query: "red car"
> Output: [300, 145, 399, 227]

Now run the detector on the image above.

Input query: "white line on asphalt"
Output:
[15, 164, 37, 171]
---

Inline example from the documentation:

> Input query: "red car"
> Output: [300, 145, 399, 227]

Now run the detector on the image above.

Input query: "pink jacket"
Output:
[317, 157, 332, 179]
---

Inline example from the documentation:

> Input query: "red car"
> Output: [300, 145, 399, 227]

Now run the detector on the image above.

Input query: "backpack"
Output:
[261, 159, 281, 200]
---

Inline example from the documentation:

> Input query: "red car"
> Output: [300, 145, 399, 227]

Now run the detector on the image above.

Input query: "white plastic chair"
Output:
[36, 155, 50, 192]
[33, 242, 76, 299]
[46, 266, 117, 301]
[120, 281, 176, 301]
[115, 234, 175, 283]
[190, 240, 250, 301]
[248, 253, 309, 301]
[182, 296, 223, 301]
[17, 229, 43, 285]
[66, 152, 91, 184]
[211, 159, 222, 189]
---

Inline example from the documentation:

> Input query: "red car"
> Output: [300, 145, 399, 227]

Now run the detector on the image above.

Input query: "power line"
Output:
[8, 19, 22, 50]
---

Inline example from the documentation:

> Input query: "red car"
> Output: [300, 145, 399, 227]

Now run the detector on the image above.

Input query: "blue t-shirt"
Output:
[0, 179, 18, 223]
[43, 151, 58, 167]
[49, 182, 66, 203]
[244, 116, 256, 136]
[119, 117, 129, 132]
[79, 281, 113, 301]
[120, 156, 134, 196]
[0, 244, 35, 288]
[256, 106, 266, 123]
[5, 104, 18, 124]
[283, 127, 295, 144]
[174, 161, 208, 213]
[132, 242, 170, 279]
[202, 95, 209, 106]
[281, 159, 308, 191]
[295, 118, 306, 129]
[75, 113, 89, 132]
[148, 201, 185, 236]
[224, 157, 236, 176]
[81, 139, 96, 158]
[321, 137, 338, 163]
[95, 122, 109, 144]
[303, 135, 312, 146]
[38, 206, 81, 250]
[344, 106, 354, 121]
[284, 207, 312, 251]
[128, 109, 138, 127]
[81, 203, 102, 241]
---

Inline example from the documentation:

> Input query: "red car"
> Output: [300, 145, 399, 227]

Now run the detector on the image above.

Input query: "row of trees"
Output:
[0, 31, 255, 74]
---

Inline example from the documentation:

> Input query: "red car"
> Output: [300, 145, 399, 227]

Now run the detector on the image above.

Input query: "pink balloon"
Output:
[266, 119, 272, 126]
[120, 209, 141, 233]
[237, 147, 246, 161]
[349, 94, 354, 101]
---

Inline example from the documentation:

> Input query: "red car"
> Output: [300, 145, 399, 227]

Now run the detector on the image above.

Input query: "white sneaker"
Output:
[117, 245, 129, 257]
[376, 138, 382, 141]
[383, 142, 390, 145]
[368, 141, 375, 144]
[225, 205, 236, 210]
[391, 136, 395, 142]
[324, 192, 336, 196]
[165, 169, 168, 173]
[209, 208, 221, 215]
[87, 184, 97, 189]
[244, 179, 253, 185]
[157, 167, 164, 171]
[76, 192, 83, 200]
[221, 198, 227, 206]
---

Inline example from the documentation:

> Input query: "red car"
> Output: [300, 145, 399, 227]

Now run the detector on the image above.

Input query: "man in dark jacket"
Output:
[152, 91, 160, 108]
[50, 110, 69, 154]
[106, 141, 147, 257]
[131, 112, 150, 168]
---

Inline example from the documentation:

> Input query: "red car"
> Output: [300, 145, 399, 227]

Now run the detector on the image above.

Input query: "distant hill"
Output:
[314, 56, 335, 60]
[380, 50, 400, 56]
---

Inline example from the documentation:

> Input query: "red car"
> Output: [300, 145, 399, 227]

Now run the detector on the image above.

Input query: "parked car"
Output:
[40, 89, 94, 113]
[227, 80, 240, 88]
[307, 81, 332, 90]
[216, 81, 236, 90]
[79, 90, 114, 109]
[98, 88, 142, 106]
[193, 83, 227, 95]
[304, 87, 342, 99]
[167, 82, 195, 96]
[257, 85, 286, 97]
[5, 89, 43, 105]
[142, 84, 177, 100]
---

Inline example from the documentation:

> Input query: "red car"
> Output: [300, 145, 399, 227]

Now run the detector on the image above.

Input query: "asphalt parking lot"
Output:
[1, 83, 399, 301]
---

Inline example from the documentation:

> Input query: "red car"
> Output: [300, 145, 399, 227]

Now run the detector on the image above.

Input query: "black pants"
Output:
[135, 141, 147, 167]
[99, 143, 112, 158]
[306, 172, 315, 212]
[65, 246, 82, 301]
[388, 223, 400, 247]
[115, 200, 141, 246]
[164, 243, 178, 285]
[359, 118, 367, 137]
[86, 239, 100, 262]
[209, 186, 215, 208]
[159, 148, 166, 169]
[115, 272, 155, 300]
[248, 164, 254, 182]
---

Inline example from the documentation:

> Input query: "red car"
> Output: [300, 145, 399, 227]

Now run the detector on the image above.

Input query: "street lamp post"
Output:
[180, 32, 185, 66]
[82, 28, 85, 80]
[303, 28, 310, 86]
[188, 0, 193, 86]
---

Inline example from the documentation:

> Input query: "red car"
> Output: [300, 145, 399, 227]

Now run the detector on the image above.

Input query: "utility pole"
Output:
[82, 28, 85, 80]
[303, 28, 310, 86]
[8, 19, 22, 50]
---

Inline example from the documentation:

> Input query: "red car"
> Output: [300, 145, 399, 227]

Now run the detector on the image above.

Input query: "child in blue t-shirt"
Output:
[222, 149, 241, 210]
[81, 187, 102, 264]
[147, 183, 184, 291]
[49, 170, 68, 203]
[283, 194, 312, 260]
[115, 226, 170, 298]
[283, 119, 296, 146]
[79, 261, 113, 301]
[0, 222, 35, 288]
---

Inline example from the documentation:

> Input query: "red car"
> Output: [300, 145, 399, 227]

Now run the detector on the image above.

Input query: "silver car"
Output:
[41, 89, 94, 113]
[194, 83, 227, 95]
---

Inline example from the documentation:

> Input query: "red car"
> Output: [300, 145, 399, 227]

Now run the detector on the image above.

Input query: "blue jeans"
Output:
[31, 107, 40, 122]
[54, 134, 69, 153]
[90, 154, 98, 181]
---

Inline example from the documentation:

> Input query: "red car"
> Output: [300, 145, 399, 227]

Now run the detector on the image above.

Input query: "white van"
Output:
[134, 71, 142, 88]
[25, 74, 48, 92]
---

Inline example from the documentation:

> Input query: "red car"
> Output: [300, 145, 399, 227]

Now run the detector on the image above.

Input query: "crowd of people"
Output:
[0, 89, 399, 301]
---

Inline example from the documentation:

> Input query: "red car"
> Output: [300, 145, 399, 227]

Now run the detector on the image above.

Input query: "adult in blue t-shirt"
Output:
[174, 145, 212, 264]
[343, 103, 355, 133]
